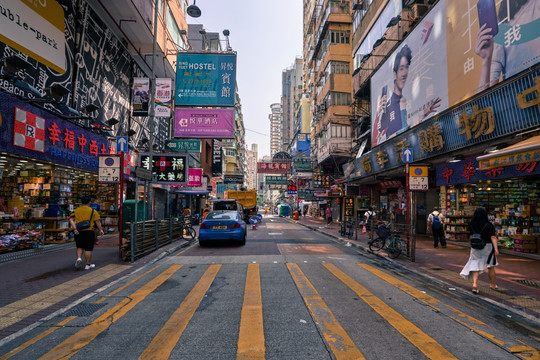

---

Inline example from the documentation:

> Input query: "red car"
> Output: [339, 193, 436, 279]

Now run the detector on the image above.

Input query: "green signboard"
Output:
[165, 139, 201, 152]
[293, 157, 311, 170]
[265, 175, 287, 185]
[298, 189, 315, 200]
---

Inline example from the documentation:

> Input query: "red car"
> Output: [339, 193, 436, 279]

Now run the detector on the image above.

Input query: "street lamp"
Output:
[187, 0, 201, 18]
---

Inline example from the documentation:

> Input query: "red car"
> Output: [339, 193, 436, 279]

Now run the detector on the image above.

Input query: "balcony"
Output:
[317, 136, 353, 164]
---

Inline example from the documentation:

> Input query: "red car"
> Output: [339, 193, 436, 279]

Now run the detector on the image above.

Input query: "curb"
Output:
[289, 218, 540, 324]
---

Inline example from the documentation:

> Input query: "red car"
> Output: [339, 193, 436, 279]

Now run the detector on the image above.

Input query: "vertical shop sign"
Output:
[212, 139, 223, 177]
[155, 78, 172, 117]
[133, 78, 150, 116]
[344, 197, 355, 216]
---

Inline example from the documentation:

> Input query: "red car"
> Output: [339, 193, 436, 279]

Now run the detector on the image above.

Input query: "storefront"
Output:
[0, 93, 117, 253]
[436, 146, 540, 258]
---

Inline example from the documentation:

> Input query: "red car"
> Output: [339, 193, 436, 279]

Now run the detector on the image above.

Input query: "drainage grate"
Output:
[516, 279, 540, 289]
[62, 303, 106, 317]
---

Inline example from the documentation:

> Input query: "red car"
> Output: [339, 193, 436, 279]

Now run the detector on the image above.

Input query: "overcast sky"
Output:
[188, 1, 304, 159]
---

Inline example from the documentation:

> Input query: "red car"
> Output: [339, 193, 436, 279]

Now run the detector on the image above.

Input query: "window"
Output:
[167, 9, 186, 50]
[329, 61, 350, 74]
[326, 92, 351, 106]
[330, 124, 351, 138]
[330, 30, 350, 44]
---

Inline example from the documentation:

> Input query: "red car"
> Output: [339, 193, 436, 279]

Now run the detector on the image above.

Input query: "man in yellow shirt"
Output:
[69, 196, 104, 270]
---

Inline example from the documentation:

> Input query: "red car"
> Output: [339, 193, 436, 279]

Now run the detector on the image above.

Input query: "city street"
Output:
[1, 216, 538, 359]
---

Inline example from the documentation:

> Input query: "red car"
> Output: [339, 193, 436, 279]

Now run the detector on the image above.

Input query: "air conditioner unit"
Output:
[411, 4, 429, 19]
[352, 0, 364, 11]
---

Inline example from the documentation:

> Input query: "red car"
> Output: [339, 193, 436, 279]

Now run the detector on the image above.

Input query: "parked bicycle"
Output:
[339, 221, 354, 239]
[182, 215, 197, 240]
[368, 223, 406, 259]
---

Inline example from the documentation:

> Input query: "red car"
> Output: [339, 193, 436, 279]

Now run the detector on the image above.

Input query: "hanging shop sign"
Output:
[344, 197, 355, 216]
[268, 184, 287, 190]
[477, 136, 540, 170]
[165, 139, 201, 152]
[257, 162, 291, 174]
[287, 181, 298, 194]
[177, 168, 202, 187]
[140, 153, 188, 184]
[298, 189, 315, 200]
[293, 157, 311, 170]
[265, 176, 287, 185]
[174, 108, 234, 139]
[224, 174, 244, 184]
[0, 95, 113, 172]
[175, 53, 237, 106]
[212, 139, 223, 177]
[132, 77, 150, 116]
[154, 78, 172, 117]
[436, 159, 540, 186]
[344, 69, 540, 182]
[313, 175, 331, 187]
[0, 0, 66, 74]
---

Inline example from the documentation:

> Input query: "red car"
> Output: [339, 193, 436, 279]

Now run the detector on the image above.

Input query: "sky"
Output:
[187, 1, 304, 159]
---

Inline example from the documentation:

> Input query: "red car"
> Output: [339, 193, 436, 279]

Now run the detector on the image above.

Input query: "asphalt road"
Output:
[1, 216, 538, 359]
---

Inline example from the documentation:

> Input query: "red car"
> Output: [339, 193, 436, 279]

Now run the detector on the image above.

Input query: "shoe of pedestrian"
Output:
[472, 286, 479, 294]
[442, 245, 447, 248]
[85, 264, 96, 270]
[75, 258, 83, 270]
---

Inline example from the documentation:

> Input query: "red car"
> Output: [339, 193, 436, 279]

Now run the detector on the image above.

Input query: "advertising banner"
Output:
[371, 1, 448, 147]
[370, 0, 540, 147]
[140, 153, 188, 184]
[446, 0, 540, 105]
[0, 0, 66, 74]
[224, 174, 244, 184]
[175, 53, 237, 106]
[133, 78, 150, 116]
[155, 78, 172, 117]
[212, 139, 223, 177]
[174, 108, 234, 138]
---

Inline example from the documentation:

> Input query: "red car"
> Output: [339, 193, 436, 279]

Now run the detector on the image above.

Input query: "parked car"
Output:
[211, 199, 245, 220]
[199, 210, 247, 246]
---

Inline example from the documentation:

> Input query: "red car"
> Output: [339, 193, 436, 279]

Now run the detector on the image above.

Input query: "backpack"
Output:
[470, 224, 488, 250]
[432, 212, 442, 230]
[366, 211, 374, 223]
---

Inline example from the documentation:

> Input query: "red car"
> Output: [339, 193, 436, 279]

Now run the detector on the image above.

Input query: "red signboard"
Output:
[257, 162, 291, 174]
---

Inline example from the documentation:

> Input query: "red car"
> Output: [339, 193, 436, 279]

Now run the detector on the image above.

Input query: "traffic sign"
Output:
[98, 155, 121, 183]
[165, 139, 201, 152]
[402, 148, 413, 163]
[409, 176, 428, 191]
[409, 166, 428, 177]
[117, 136, 128, 152]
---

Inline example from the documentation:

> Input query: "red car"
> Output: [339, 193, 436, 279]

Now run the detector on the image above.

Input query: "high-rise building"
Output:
[281, 58, 304, 152]
[269, 103, 282, 156]
[246, 144, 258, 190]
[303, 0, 353, 179]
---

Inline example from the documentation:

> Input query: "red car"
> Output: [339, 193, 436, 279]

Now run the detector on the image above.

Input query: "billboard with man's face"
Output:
[371, 0, 540, 147]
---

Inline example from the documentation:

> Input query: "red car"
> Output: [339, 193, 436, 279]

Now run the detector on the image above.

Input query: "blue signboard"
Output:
[344, 69, 540, 182]
[175, 53, 237, 106]
[117, 136, 128, 152]
[436, 158, 540, 186]
[0, 92, 112, 172]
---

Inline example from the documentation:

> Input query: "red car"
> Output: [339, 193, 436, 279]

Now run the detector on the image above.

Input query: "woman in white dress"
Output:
[460, 207, 499, 294]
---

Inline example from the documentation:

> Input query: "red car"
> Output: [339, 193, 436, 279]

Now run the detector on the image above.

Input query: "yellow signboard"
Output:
[409, 166, 428, 177]
[0, 0, 66, 74]
[478, 150, 540, 170]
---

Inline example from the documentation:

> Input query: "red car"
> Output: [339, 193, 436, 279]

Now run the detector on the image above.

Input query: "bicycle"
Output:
[368, 224, 406, 259]
[339, 221, 354, 239]
[182, 216, 197, 240]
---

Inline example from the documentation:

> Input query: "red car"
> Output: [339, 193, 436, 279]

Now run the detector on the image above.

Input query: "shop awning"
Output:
[477, 135, 540, 170]
[174, 190, 211, 195]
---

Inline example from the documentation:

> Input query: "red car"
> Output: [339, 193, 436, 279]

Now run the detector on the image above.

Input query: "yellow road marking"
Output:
[93, 265, 160, 304]
[0, 264, 129, 330]
[287, 263, 365, 360]
[324, 263, 457, 360]
[237, 263, 265, 360]
[140, 264, 221, 360]
[39, 265, 182, 360]
[0, 316, 76, 360]
[359, 264, 441, 311]
[175, 242, 198, 255]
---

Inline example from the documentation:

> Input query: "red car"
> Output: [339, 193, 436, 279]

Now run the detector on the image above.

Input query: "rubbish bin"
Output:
[122, 200, 149, 233]
[293, 211, 299, 220]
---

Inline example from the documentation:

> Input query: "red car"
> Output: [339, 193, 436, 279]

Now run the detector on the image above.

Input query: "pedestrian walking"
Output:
[427, 207, 446, 248]
[89, 195, 101, 245]
[69, 196, 104, 270]
[364, 207, 376, 239]
[326, 207, 333, 227]
[460, 207, 499, 294]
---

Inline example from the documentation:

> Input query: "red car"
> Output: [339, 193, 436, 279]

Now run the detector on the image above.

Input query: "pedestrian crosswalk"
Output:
[0, 262, 538, 359]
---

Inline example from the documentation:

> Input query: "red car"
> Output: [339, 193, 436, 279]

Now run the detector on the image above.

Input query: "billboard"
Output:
[371, 0, 540, 147]
[174, 108, 235, 138]
[175, 53, 237, 106]
[140, 153, 188, 184]
[371, 1, 448, 147]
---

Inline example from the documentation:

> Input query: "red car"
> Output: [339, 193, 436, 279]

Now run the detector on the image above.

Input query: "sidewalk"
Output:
[291, 216, 540, 320]
[0, 232, 195, 340]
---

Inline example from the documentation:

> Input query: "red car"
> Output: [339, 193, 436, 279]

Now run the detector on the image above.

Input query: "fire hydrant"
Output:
[293, 211, 299, 221]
